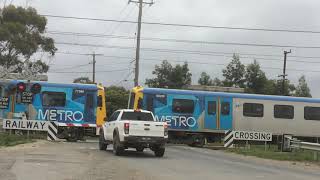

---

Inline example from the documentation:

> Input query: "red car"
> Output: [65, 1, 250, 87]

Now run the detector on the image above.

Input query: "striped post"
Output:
[47, 121, 58, 141]
[224, 130, 234, 148]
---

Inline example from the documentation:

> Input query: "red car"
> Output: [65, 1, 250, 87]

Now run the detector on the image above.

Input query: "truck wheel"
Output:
[154, 147, 165, 157]
[136, 147, 144, 152]
[99, 132, 108, 150]
[113, 134, 123, 156]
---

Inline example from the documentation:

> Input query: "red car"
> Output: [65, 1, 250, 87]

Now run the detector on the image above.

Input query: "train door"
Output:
[219, 97, 233, 130]
[204, 96, 217, 129]
[84, 91, 96, 123]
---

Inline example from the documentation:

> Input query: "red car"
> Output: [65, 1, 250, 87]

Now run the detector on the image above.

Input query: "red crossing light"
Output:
[16, 82, 26, 92]
[31, 83, 41, 94]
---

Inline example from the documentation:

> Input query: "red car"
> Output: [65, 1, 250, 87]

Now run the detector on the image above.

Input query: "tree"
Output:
[145, 60, 192, 89]
[73, 77, 93, 84]
[0, 5, 57, 73]
[263, 79, 277, 95]
[245, 60, 268, 94]
[198, 72, 212, 85]
[295, 75, 312, 97]
[105, 86, 129, 117]
[263, 79, 295, 96]
[222, 54, 245, 87]
[212, 77, 223, 86]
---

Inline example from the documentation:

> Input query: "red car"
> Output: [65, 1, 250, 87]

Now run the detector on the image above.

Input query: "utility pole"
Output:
[279, 50, 292, 95]
[92, 52, 96, 83]
[87, 52, 103, 84]
[129, 0, 154, 87]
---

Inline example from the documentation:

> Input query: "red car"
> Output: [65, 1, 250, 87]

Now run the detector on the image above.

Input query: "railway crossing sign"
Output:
[224, 130, 273, 148]
[3, 119, 47, 131]
[2, 119, 59, 141]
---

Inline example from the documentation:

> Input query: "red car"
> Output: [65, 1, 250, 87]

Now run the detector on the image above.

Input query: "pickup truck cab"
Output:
[99, 109, 168, 157]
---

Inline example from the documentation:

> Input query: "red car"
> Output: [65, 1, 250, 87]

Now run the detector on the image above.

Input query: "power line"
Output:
[52, 51, 320, 73]
[48, 68, 130, 74]
[54, 51, 320, 64]
[49, 30, 320, 60]
[49, 30, 320, 50]
[43, 14, 320, 34]
[54, 43, 320, 64]
[49, 63, 90, 71]
[55, 41, 320, 50]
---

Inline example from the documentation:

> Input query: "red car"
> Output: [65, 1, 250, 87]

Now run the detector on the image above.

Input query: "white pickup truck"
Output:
[99, 109, 168, 157]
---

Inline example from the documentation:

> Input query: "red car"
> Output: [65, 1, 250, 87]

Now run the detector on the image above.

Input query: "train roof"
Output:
[0, 80, 98, 90]
[142, 87, 320, 103]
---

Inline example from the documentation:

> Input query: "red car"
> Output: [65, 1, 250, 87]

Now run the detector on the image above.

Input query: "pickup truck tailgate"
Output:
[128, 121, 164, 137]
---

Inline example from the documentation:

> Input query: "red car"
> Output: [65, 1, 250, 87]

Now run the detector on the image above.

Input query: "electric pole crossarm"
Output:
[86, 52, 103, 84]
[128, 0, 154, 5]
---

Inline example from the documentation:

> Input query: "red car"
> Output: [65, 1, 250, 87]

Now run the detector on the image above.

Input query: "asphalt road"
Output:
[1, 141, 320, 180]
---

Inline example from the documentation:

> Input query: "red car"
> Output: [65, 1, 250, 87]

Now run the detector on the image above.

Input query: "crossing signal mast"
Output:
[128, 0, 154, 87]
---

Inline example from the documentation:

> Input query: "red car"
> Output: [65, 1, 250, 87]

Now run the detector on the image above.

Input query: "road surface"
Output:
[0, 141, 320, 180]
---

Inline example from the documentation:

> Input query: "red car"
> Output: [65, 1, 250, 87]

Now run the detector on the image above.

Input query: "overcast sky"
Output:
[3, 0, 320, 97]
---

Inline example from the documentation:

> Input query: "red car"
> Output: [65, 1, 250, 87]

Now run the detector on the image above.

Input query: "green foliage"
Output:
[212, 77, 223, 86]
[73, 77, 93, 84]
[0, 5, 57, 73]
[245, 60, 268, 94]
[105, 86, 129, 117]
[295, 75, 312, 97]
[146, 55, 312, 97]
[228, 145, 320, 162]
[198, 72, 222, 87]
[198, 72, 212, 85]
[0, 133, 34, 146]
[272, 80, 295, 96]
[145, 60, 192, 89]
[222, 54, 245, 87]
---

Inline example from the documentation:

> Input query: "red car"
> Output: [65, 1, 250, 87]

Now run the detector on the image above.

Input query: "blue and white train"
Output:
[130, 86, 320, 145]
[0, 80, 107, 141]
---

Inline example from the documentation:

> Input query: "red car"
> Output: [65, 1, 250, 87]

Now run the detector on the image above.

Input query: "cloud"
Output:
[4, 0, 320, 97]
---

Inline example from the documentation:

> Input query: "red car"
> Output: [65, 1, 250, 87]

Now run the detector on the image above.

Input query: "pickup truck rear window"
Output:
[121, 112, 154, 121]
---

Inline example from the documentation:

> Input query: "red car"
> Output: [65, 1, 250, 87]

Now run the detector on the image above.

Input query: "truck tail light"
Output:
[124, 123, 130, 134]
[164, 123, 168, 136]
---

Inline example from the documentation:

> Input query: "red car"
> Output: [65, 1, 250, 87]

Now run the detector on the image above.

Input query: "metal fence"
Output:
[290, 138, 320, 152]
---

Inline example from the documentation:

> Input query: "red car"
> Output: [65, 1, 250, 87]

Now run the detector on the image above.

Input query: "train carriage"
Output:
[0, 80, 107, 141]
[130, 86, 320, 145]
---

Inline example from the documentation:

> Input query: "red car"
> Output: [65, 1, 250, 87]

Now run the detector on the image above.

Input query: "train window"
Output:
[221, 102, 230, 115]
[86, 94, 94, 109]
[208, 101, 217, 115]
[137, 98, 143, 109]
[146, 95, 154, 112]
[0, 86, 3, 96]
[243, 103, 263, 117]
[97, 95, 103, 107]
[274, 105, 294, 119]
[172, 99, 194, 114]
[304, 106, 320, 121]
[42, 92, 66, 107]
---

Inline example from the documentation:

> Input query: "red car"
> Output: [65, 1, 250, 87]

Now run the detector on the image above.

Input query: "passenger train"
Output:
[130, 86, 320, 145]
[0, 80, 107, 141]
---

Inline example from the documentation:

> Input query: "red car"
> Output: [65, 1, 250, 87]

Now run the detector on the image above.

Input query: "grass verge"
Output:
[0, 133, 36, 147]
[227, 145, 320, 162]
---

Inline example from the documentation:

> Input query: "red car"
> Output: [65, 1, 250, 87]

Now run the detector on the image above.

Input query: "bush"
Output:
[0, 133, 35, 147]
